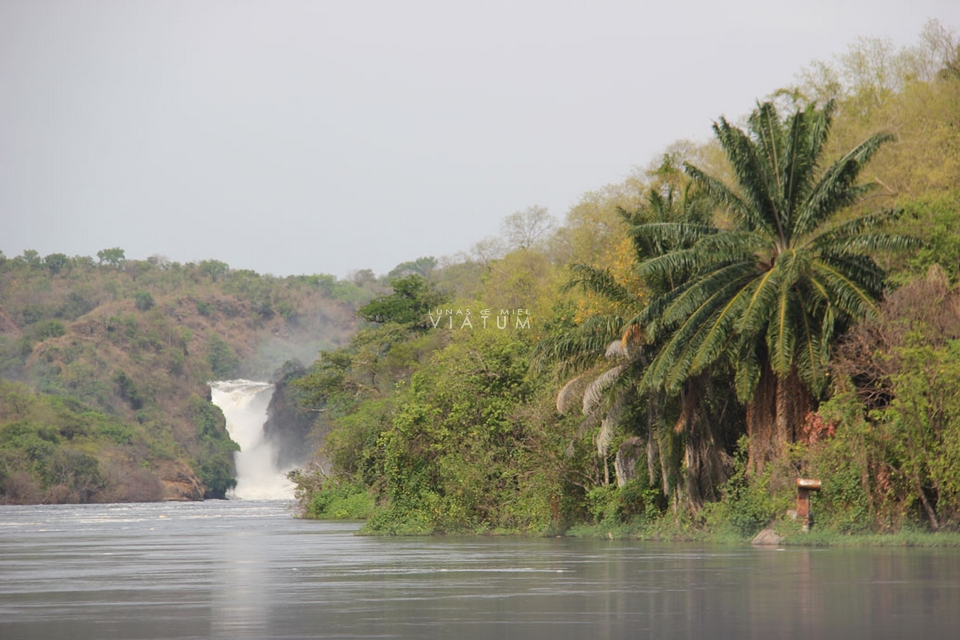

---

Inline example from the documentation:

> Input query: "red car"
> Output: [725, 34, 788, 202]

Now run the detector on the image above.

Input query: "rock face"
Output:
[156, 460, 205, 501]
[263, 362, 326, 471]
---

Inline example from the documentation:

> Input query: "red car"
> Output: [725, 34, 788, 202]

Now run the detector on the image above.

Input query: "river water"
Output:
[2, 501, 959, 639]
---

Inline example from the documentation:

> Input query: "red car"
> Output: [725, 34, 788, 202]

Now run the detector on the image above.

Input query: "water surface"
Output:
[2, 501, 959, 639]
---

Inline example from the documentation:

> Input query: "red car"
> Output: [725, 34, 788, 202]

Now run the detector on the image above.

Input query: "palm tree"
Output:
[537, 162, 737, 509]
[632, 100, 917, 469]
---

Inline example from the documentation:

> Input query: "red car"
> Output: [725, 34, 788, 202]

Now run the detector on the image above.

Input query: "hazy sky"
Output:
[3, 1, 959, 278]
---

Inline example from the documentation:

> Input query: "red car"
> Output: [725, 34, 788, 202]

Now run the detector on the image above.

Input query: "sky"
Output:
[3, 1, 959, 278]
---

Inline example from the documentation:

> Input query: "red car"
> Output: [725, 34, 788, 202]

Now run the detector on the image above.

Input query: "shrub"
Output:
[133, 291, 155, 311]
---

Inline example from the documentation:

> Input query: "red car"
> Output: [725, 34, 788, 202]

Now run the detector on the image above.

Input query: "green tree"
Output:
[207, 335, 240, 379]
[133, 291, 155, 312]
[96, 247, 126, 268]
[538, 162, 734, 511]
[386, 256, 438, 280]
[371, 330, 555, 533]
[44, 253, 69, 275]
[635, 100, 917, 470]
[357, 274, 445, 327]
[199, 260, 230, 282]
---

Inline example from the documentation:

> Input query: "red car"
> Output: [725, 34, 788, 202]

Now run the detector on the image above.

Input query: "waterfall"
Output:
[210, 380, 294, 500]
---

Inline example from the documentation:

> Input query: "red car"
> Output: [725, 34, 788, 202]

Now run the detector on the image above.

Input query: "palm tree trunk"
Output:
[677, 375, 723, 511]
[747, 365, 812, 472]
[746, 365, 778, 473]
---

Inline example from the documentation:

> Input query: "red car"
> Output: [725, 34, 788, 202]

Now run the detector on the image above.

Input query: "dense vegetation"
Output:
[0, 252, 376, 502]
[5, 24, 960, 543]
[289, 23, 960, 538]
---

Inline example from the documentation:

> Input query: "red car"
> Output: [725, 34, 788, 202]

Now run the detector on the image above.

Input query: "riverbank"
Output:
[563, 520, 960, 547]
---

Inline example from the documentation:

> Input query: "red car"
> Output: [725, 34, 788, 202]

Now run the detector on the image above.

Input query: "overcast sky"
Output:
[3, 1, 959, 278]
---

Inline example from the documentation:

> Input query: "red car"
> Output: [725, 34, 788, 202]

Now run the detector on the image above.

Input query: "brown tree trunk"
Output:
[676, 376, 723, 512]
[775, 369, 810, 452]
[746, 365, 812, 473]
[746, 365, 778, 473]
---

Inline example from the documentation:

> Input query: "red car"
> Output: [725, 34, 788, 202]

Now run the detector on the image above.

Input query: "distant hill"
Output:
[0, 252, 376, 503]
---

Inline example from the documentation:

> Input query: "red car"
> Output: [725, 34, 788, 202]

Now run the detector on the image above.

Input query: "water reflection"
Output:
[1, 501, 959, 639]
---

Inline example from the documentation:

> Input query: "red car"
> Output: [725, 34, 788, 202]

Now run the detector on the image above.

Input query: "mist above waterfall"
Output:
[210, 380, 294, 500]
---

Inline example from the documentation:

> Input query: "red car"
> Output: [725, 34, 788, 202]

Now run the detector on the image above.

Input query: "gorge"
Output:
[210, 379, 306, 500]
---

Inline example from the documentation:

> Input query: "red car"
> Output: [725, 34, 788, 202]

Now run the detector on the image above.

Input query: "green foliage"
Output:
[305, 479, 375, 519]
[585, 478, 664, 526]
[96, 247, 126, 267]
[890, 194, 960, 283]
[206, 335, 240, 379]
[357, 274, 446, 326]
[133, 290, 155, 311]
[44, 253, 69, 275]
[199, 260, 230, 281]
[113, 369, 144, 410]
[188, 395, 239, 498]
[872, 340, 960, 530]
[368, 331, 557, 534]
[700, 438, 785, 538]
[31, 320, 66, 341]
[386, 256, 438, 280]
[0, 412, 108, 503]
[58, 291, 97, 321]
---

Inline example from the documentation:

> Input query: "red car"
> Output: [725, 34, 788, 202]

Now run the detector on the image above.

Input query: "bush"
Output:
[585, 478, 664, 526]
[134, 291, 155, 311]
[206, 335, 239, 379]
[701, 438, 785, 538]
[290, 468, 376, 520]
[362, 499, 436, 535]
[310, 482, 375, 519]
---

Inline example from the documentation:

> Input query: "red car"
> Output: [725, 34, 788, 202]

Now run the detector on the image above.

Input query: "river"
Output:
[1, 500, 959, 639]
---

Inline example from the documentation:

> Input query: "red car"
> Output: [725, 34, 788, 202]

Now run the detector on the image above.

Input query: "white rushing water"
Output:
[209, 380, 294, 500]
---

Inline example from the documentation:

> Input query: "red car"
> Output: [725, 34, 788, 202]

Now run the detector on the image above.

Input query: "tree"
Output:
[356, 275, 445, 327]
[133, 291, 155, 312]
[634, 100, 917, 470]
[502, 205, 556, 250]
[96, 247, 126, 268]
[16, 250, 41, 267]
[207, 335, 240, 379]
[386, 256, 438, 280]
[199, 260, 230, 282]
[537, 161, 737, 511]
[44, 253, 69, 275]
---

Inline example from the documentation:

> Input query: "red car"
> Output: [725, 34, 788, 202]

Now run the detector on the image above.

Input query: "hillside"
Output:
[0, 254, 373, 503]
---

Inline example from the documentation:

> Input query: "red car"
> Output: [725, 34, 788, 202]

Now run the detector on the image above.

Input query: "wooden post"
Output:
[796, 478, 821, 532]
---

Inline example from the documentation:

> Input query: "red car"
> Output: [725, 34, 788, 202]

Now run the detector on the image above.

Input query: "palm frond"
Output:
[766, 281, 798, 376]
[562, 264, 634, 307]
[792, 302, 828, 397]
[534, 314, 624, 362]
[583, 365, 625, 416]
[809, 259, 881, 321]
[712, 114, 784, 238]
[684, 162, 765, 232]
[597, 401, 625, 457]
[556, 374, 587, 414]
[733, 335, 764, 402]
[794, 131, 896, 237]
[605, 339, 629, 360]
